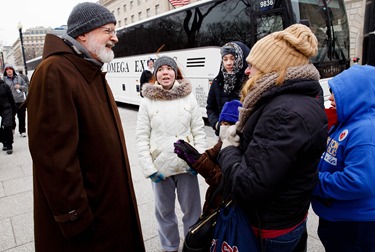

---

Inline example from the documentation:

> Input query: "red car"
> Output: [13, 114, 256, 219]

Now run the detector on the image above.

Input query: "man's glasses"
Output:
[101, 27, 117, 37]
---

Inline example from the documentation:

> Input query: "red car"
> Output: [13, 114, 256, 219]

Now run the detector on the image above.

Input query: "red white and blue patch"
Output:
[338, 129, 348, 142]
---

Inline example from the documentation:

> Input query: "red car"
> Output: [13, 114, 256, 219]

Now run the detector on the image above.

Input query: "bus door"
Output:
[250, 1, 289, 46]
[254, 10, 286, 41]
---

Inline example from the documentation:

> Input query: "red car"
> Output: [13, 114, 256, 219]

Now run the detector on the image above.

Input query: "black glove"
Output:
[174, 139, 202, 166]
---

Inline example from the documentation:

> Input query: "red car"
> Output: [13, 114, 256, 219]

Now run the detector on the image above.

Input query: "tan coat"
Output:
[26, 34, 145, 251]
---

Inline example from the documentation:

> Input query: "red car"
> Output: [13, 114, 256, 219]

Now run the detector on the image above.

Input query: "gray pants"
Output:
[152, 173, 201, 251]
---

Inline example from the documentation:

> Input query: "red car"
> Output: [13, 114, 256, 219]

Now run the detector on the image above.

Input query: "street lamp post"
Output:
[17, 22, 28, 76]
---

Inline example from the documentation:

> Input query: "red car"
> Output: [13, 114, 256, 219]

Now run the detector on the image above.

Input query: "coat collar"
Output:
[42, 34, 103, 84]
[142, 79, 192, 100]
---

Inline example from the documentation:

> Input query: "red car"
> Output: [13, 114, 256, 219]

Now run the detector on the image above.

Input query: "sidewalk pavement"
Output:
[0, 104, 325, 251]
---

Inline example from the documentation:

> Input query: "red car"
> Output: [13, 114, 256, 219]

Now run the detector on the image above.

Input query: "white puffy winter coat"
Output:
[136, 80, 207, 178]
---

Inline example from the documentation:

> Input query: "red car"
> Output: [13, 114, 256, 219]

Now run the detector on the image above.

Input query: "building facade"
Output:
[99, 0, 199, 27]
[12, 26, 51, 71]
[345, 0, 366, 64]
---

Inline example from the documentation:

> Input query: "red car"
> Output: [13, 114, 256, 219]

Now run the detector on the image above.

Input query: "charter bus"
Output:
[26, 56, 42, 77]
[27, 0, 350, 116]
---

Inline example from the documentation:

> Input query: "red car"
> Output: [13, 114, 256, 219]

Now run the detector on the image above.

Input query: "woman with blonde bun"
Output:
[217, 24, 328, 252]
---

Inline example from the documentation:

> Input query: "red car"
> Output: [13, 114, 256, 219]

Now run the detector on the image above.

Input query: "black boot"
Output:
[5, 144, 13, 154]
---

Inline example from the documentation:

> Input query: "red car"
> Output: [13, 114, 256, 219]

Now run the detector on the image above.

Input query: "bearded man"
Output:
[25, 2, 145, 251]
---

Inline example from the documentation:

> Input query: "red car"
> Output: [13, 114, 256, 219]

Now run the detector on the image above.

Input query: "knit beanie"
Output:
[219, 100, 242, 124]
[247, 24, 318, 74]
[153, 56, 178, 76]
[67, 2, 116, 38]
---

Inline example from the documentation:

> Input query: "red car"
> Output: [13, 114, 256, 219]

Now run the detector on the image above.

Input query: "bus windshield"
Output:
[290, 0, 350, 77]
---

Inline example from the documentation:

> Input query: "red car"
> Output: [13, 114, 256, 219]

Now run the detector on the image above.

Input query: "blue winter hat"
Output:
[219, 100, 242, 124]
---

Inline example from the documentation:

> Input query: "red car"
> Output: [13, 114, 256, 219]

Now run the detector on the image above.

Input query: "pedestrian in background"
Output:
[3, 64, 27, 137]
[18, 69, 30, 85]
[217, 24, 327, 251]
[25, 2, 145, 251]
[136, 55, 206, 252]
[139, 58, 154, 97]
[0, 78, 16, 154]
[312, 65, 375, 252]
[206, 41, 250, 136]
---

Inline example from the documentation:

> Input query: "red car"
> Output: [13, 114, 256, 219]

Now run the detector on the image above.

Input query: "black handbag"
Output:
[182, 208, 220, 252]
[183, 168, 233, 252]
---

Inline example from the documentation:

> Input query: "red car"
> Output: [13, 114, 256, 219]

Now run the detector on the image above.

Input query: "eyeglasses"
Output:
[101, 26, 117, 37]
[5, 67, 12, 71]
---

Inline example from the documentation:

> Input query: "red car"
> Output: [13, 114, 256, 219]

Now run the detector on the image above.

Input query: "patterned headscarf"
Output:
[220, 42, 244, 94]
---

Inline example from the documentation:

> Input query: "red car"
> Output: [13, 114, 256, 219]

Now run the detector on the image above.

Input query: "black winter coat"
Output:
[0, 80, 16, 128]
[139, 69, 153, 98]
[218, 79, 328, 230]
[206, 74, 242, 135]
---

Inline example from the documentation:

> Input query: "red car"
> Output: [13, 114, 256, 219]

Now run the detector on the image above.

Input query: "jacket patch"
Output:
[324, 152, 337, 166]
[338, 129, 348, 141]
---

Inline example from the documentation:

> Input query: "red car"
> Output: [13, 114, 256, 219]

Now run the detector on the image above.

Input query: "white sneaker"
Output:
[21, 133, 27, 138]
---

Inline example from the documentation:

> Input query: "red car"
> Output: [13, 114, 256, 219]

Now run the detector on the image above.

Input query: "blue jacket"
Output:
[312, 65, 375, 221]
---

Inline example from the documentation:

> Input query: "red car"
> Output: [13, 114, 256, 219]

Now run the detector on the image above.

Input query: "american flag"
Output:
[168, 0, 190, 7]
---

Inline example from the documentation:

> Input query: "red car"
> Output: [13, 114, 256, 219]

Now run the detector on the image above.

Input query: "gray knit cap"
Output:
[153, 56, 178, 76]
[67, 2, 116, 38]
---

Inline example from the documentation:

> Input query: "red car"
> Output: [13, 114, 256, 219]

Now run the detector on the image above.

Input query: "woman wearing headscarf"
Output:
[206, 41, 250, 136]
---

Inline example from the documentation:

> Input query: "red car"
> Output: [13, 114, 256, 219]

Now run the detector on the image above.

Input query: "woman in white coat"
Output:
[136, 56, 206, 252]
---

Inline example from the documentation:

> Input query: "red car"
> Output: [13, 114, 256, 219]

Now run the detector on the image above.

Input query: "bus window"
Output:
[255, 13, 284, 40]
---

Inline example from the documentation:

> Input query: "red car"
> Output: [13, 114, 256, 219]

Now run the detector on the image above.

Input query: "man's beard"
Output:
[86, 34, 115, 63]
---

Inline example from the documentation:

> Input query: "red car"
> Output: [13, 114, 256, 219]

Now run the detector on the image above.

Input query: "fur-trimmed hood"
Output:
[142, 79, 192, 100]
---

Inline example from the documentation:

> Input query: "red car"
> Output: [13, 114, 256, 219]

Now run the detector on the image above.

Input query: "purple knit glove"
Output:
[174, 139, 201, 166]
